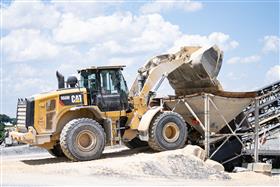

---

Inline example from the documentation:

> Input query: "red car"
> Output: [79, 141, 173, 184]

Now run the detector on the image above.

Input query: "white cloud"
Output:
[242, 55, 261, 63]
[208, 32, 239, 50]
[12, 64, 37, 78]
[226, 55, 261, 64]
[1, 0, 123, 31]
[13, 78, 53, 93]
[226, 72, 246, 80]
[2, 29, 60, 62]
[53, 12, 136, 44]
[226, 35, 278, 65]
[262, 35, 280, 53]
[266, 65, 280, 83]
[3, 64, 53, 94]
[108, 57, 138, 66]
[140, 0, 203, 14]
[169, 32, 239, 52]
[51, 1, 121, 19]
[2, 0, 61, 29]
[2, 28, 83, 63]
[226, 57, 240, 64]
[54, 13, 181, 54]
[183, 0, 203, 12]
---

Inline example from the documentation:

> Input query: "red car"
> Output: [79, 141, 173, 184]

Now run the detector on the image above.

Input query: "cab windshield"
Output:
[79, 69, 128, 94]
[80, 71, 97, 90]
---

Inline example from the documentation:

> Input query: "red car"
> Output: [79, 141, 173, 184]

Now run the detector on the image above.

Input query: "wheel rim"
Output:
[162, 122, 180, 143]
[76, 130, 97, 152]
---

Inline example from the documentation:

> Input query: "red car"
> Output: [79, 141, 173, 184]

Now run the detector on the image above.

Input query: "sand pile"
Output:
[89, 146, 230, 180]
[2, 144, 230, 180]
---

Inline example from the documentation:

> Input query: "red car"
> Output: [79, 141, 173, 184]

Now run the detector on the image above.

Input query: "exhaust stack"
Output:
[56, 71, 65, 89]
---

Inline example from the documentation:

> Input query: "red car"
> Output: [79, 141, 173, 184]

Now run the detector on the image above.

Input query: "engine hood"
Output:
[31, 88, 87, 101]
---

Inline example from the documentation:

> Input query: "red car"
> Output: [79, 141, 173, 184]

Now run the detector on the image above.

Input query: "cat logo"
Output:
[71, 94, 82, 103]
[59, 93, 83, 106]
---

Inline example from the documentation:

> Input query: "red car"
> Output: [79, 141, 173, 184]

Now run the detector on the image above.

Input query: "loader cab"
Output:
[79, 66, 129, 111]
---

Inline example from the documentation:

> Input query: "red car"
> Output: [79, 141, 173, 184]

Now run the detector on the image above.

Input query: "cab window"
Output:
[100, 70, 119, 95]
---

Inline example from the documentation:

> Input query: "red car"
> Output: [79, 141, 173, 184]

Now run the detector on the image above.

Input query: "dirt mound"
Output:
[2, 145, 229, 180]
[90, 147, 230, 180]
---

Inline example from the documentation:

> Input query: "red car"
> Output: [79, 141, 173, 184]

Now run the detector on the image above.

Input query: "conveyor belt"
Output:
[242, 81, 279, 128]
[241, 81, 280, 157]
[243, 149, 280, 156]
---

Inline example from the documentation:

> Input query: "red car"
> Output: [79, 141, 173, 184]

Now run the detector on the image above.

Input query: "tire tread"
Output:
[60, 118, 105, 161]
[148, 111, 186, 151]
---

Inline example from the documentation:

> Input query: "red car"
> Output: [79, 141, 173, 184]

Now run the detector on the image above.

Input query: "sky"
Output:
[1, 0, 279, 117]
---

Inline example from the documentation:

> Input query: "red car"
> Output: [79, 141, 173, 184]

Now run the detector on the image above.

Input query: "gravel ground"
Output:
[1, 145, 279, 186]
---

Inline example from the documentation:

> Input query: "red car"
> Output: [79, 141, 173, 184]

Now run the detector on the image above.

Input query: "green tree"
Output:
[0, 114, 11, 124]
[0, 114, 15, 144]
[0, 123, 5, 144]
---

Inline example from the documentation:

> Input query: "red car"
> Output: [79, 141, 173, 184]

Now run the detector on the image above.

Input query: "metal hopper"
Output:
[163, 91, 256, 134]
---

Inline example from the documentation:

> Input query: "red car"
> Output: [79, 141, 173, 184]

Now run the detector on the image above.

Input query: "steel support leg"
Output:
[254, 98, 259, 162]
[204, 94, 210, 158]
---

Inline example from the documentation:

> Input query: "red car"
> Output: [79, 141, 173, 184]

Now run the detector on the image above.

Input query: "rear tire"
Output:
[148, 111, 187, 151]
[47, 144, 65, 157]
[123, 137, 148, 149]
[60, 118, 106, 161]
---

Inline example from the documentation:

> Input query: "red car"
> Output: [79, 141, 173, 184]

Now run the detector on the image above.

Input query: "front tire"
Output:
[148, 111, 187, 151]
[60, 118, 106, 161]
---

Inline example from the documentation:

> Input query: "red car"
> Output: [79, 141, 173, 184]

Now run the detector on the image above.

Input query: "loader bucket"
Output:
[167, 45, 223, 96]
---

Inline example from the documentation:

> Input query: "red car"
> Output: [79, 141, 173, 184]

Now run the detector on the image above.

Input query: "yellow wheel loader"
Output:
[11, 45, 224, 161]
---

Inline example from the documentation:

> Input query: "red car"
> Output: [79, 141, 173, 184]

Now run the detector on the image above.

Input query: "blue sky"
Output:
[1, 0, 279, 117]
